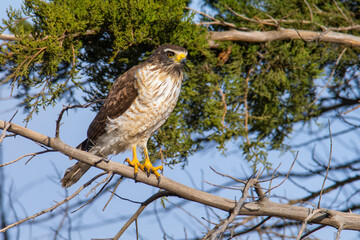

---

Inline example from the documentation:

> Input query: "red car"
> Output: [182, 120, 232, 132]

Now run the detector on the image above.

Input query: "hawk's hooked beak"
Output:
[176, 53, 189, 71]
[175, 53, 186, 62]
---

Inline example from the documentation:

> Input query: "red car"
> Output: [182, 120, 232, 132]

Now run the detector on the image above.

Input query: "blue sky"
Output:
[1, 1, 360, 239]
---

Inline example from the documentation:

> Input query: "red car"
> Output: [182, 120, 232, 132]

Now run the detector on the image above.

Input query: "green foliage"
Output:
[1, 0, 360, 168]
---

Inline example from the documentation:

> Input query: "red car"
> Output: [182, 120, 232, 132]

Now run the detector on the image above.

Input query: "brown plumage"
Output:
[61, 44, 188, 187]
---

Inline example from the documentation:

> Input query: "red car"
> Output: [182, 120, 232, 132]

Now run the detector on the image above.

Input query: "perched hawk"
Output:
[61, 44, 188, 187]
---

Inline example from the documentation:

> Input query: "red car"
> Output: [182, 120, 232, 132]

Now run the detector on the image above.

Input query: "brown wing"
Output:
[79, 65, 140, 151]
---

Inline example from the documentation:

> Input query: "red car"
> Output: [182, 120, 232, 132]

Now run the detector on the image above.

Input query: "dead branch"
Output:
[55, 98, 102, 138]
[1, 120, 360, 233]
[113, 190, 176, 240]
[72, 172, 114, 213]
[0, 110, 18, 144]
[0, 172, 107, 233]
[309, 48, 347, 107]
[3, 26, 360, 53]
[318, 120, 333, 208]
[209, 177, 257, 239]
[209, 29, 360, 48]
[289, 174, 360, 205]
[296, 208, 327, 240]
[0, 150, 55, 167]
[0, 33, 18, 41]
[103, 176, 124, 211]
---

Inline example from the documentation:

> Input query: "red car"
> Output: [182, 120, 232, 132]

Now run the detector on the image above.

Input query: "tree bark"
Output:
[209, 29, 360, 47]
[1, 120, 360, 232]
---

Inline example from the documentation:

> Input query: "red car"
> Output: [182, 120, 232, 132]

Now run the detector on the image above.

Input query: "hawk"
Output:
[61, 44, 188, 187]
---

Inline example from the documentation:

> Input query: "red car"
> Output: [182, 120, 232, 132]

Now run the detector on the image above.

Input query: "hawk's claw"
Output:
[125, 156, 143, 182]
[125, 146, 163, 181]
[95, 157, 109, 165]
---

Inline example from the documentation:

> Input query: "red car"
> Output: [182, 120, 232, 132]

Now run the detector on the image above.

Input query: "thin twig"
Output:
[185, 7, 244, 30]
[55, 98, 101, 138]
[266, 163, 281, 197]
[0, 150, 55, 167]
[0, 172, 107, 233]
[218, 87, 228, 129]
[224, 4, 276, 26]
[209, 166, 246, 184]
[0, 110, 18, 144]
[232, 216, 272, 237]
[300, 225, 326, 239]
[169, 200, 209, 230]
[335, 224, 343, 240]
[318, 120, 333, 208]
[202, 219, 226, 240]
[210, 177, 256, 240]
[303, 0, 313, 22]
[244, 68, 254, 145]
[72, 172, 114, 213]
[113, 191, 177, 240]
[332, 0, 351, 23]
[341, 101, 360, 115]
[103, 176, 124, 211]
[265, 152, 298, 195]
[309, 48, 347, 107]
[296, 208, 328, 240]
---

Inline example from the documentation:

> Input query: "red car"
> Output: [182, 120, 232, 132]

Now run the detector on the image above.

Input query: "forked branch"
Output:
[1, 120, 360, 233]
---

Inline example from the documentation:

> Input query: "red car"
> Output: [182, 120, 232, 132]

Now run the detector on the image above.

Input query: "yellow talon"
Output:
[126, 146, 144, 178]
[125, 145, 162, 179]
[143, 147, 163, 178]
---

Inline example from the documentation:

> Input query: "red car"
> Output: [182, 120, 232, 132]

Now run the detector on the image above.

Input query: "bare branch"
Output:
[296, 208, 328, 240]
[0, 150, 55, 167]
[309, 47, 347, 107]
[209, 178, 256, 239]
[1, 120, 360, 233]
[332, 0, 352, 24]
[0, 34, 18, 41]
[55, 98, 102, 138]
[103, 176, 124, 211]
[209, 29, 360, 48]
[265, 152, 298, 195]
[231, 216, 272, 237]
[113, 191, 177, 240]
[72, 172, 114, 213]
[303, 0, 314, 22]
[318, 120, 333, 208]
[0, 172, 107, 233]
[300, 225, 326, 239]
[0, 110, 18, 144]
[223, 4, 276, 26]
[185, 7, 243, 30]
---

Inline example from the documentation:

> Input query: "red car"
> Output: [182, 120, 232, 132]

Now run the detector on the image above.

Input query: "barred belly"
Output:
[93, 65, 182, 156]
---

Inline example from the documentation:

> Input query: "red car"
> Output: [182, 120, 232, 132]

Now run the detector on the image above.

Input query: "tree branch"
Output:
[209, 29, 360, 48]
[1, 120, 360, 232]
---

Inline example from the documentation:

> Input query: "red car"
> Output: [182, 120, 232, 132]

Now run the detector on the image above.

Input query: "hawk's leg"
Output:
[143, 147, 163, 179]
[125, 145, 144, 178]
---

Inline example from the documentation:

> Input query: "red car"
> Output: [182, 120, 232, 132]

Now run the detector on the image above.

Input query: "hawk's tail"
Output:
[60, 138, 92, 188]
[61, 161, 91, 188]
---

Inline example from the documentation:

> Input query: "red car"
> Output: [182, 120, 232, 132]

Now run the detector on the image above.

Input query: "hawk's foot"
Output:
[143, 157, 163, 179]
[95, 157, 109, 165]
[125, 157, 144, 179]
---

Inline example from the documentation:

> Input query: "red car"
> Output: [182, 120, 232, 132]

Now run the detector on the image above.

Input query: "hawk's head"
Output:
[147, 44, 188, 74]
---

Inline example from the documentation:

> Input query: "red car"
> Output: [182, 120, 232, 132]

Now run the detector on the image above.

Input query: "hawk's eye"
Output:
[167, 51, 175, 57]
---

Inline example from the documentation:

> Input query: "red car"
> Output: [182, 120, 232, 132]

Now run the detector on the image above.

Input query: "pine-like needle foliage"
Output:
[1, 0, 360, 167]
